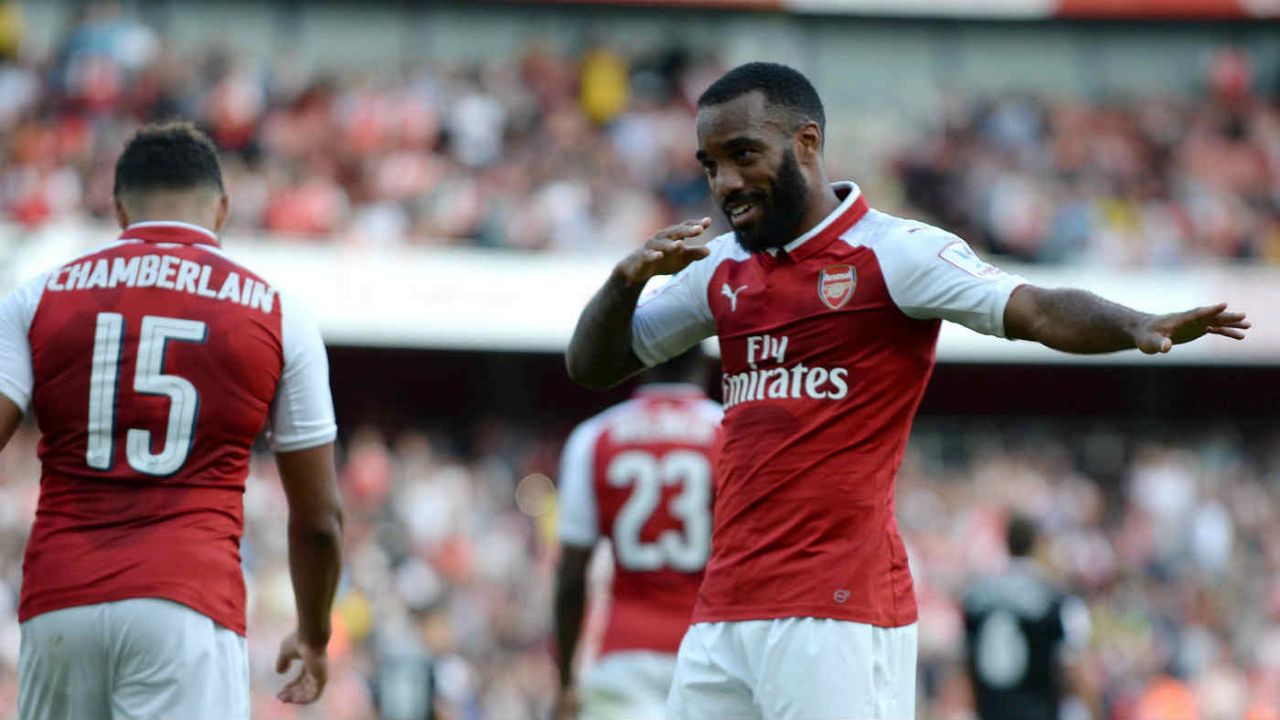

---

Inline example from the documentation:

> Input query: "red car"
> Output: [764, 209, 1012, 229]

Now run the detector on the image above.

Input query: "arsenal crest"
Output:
[818, 264, 856, 310]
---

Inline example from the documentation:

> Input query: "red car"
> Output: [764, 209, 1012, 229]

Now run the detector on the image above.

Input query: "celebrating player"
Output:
[565, 62, 1249, 719]
[0, 122, 343, 719]
[554, 347, 722, 720]
[963, 513, 1097, 720]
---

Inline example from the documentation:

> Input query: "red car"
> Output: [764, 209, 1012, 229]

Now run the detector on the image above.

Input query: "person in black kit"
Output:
[962, 513, 1096, 720]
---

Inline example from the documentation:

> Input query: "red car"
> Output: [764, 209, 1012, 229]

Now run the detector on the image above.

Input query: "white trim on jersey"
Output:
[0, 272, 48, 411]
[0, 233, 336, 451]
[558, 393, 724, 548]
[630, 235, 745, 367]
[630, 181, 1027, 369]
[782, 181, 862, 255]
[124, 221, 220, 243]
[853, 209, 1026, 338]
[268, 292, 338, 452]
[557, 410, 613, 547]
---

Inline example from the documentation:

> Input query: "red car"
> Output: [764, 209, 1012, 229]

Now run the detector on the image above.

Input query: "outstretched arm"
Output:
[1003, 285, 1250, 354]
[566, 218, 711, 389]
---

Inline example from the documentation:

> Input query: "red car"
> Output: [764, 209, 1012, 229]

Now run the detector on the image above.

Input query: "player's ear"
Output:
[794, 121, 822, 162]
[114, 197, 130, 231]
[214, 192, 230, 233]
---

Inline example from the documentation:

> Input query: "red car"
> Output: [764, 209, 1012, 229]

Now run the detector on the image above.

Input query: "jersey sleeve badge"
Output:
[939, 241, 1004, 279]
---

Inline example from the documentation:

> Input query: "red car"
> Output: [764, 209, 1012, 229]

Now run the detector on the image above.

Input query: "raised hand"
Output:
[616, 218, 713, 286]
[1136, 303, 1251, 354]
[275, 629, 329, 705]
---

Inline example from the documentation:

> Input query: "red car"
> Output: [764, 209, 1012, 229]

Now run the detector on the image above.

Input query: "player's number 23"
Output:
[607, 449, 712, 572]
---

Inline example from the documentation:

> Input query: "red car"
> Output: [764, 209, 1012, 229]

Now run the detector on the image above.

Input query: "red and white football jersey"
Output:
[632, 183, 1025, 628]
[558, 385, 723, 656]
[0, 221, 337, 636]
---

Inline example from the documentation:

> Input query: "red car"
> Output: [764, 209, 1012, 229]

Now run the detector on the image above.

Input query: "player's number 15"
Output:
[86, 313, 207, 477]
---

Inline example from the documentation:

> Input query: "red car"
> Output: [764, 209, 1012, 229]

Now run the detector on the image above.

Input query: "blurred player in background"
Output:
[963, 513, 1096, 720]
[554, 346, 722, 720]
[566, 62, 1250, 719]
[0, 121, 343, 719]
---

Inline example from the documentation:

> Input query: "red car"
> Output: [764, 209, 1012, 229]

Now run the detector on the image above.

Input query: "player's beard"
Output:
[728, 149, 811, 253]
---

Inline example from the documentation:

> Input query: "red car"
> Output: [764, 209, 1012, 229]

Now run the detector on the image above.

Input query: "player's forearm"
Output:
[287, 511, 343, 649]
[565, 268, 646, 389]
[553, 565, 588, 690]
[1008, 286, 1151, 354]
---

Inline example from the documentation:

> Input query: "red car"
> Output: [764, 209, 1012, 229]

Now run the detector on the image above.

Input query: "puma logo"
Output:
[721, 283, 748, 312]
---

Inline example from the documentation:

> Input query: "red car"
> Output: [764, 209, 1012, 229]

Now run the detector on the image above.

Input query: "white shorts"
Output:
[19, 598, 250, 720]
[667, 618, 917, 720]
[580, 650, 677, 720]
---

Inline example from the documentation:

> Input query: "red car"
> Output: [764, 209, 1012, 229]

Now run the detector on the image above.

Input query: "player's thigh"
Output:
[581, 651, 676, 720]
[19, 604, 112, 720]
[666, 623, 761, 720]
[106, 598, 250, 720]
[754, 618, 917, 720]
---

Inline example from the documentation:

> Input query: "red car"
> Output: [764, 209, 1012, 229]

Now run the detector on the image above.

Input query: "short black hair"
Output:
[114, 121, 224, 199]
[697, 62, 825, 134]
[1006, 512, 1039, 558]
[645, 344, 708, 385]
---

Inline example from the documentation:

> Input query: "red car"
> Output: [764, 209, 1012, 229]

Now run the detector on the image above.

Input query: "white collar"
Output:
[764, 181, 862, 256]
[124, 220, 220, 242]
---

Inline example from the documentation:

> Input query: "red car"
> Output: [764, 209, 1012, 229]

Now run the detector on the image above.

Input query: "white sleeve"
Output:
[269, 293, 338, 452]
[875, 227, 1026, 338]
[630, 256, 717, 368]
[0, 274, 48, 412]
[557, 418, 603, 547]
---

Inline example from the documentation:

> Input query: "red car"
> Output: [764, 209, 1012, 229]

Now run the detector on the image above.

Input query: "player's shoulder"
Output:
[703, 231, 747, 259]
[851, 209, 1011, 280]
[194, 243, 277, 286]
[849, 209, 959, 254]
[565, 399, 639, 447]
[8, 240, 126, 308]
[682, 231, 748, 281]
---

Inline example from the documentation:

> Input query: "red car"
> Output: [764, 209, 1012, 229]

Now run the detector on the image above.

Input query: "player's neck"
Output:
[795, 184, 842, 238]
[124, 216, 217, 233]
[120, 193, 221, 234]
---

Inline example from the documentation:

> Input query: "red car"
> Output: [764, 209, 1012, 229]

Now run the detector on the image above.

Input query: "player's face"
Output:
[696, 92, 811, 252]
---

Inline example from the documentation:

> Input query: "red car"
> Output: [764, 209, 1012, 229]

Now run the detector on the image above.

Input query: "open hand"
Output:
[616, 218, 712, 286]
[1136, 303, 1251, 354]
[275, 630, 329, 704]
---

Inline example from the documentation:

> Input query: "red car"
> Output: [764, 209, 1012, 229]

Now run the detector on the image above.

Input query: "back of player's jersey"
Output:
[5, 223, 330, 635]
[558, 386, 722, 656]
[963, 564, 1068, 720]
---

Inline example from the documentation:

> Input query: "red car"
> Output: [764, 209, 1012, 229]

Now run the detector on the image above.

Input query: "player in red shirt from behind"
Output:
[566, 63, 1251, 720]
[0, 122, 343, 719]
[554, 347, 722, 720]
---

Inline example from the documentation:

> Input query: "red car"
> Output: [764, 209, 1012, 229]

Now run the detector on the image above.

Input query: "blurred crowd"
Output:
[0, 3, 1278, 264]
[902, 422, 1280, 720]
[0, 2, 718, 255]
[2, 416, 1279, 719]
[892, 50, 1280, 266]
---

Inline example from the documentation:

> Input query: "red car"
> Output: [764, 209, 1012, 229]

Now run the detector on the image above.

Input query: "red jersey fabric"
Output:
[558, 385, 723, 656]
[12, 223, 303, 635]
[631, 183, 1025, 628]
